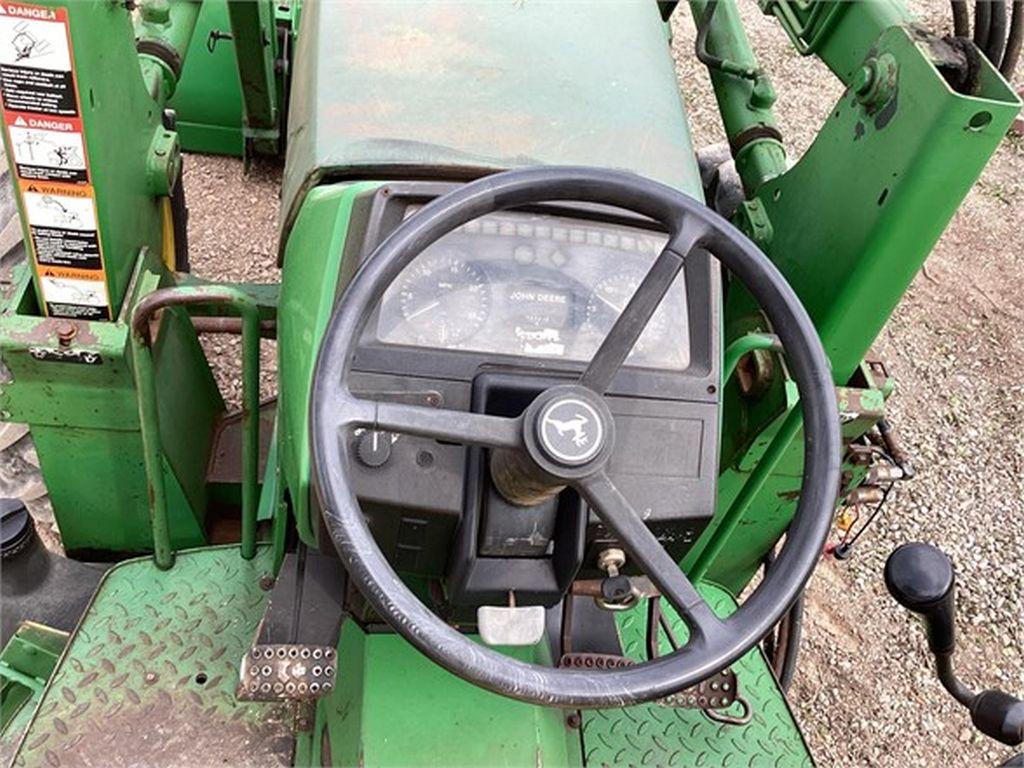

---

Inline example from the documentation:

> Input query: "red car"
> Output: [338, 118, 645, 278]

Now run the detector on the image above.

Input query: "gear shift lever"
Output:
[885, 543, 1024, 748]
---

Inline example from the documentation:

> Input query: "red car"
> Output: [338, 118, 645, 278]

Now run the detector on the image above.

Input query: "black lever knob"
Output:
[884, 542, 956, 655]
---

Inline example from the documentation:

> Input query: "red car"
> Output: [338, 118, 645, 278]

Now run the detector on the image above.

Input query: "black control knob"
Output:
[885, 542, 956, 654]
[356, 430, 392, 468]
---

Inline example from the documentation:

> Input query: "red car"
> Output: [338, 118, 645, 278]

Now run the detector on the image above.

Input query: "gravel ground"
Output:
[182, 154, 281, 406]
[181, 5, 1021, 766]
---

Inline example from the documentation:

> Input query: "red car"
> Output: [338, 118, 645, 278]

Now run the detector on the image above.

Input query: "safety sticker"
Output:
[21, 181, 100, 269]
[0, 3, 109, 320]
[0, 5, 75, 116]
[5, 112, 87, 183]
[37, 266, 109, 320]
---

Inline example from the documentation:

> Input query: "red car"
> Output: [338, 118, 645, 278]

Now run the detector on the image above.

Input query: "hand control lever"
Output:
[885, 543, 1024, 747]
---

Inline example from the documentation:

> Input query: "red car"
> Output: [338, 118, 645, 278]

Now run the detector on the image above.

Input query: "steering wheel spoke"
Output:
[576, 471, 725, 643]
[343, 394, 523, 450]
[578, 222, 709, 394]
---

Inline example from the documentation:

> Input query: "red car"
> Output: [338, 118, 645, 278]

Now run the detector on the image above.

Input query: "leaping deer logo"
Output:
[545, 413, 590, 448]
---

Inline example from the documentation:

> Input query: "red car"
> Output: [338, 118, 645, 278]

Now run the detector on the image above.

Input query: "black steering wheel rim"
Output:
[311, 166, 840, 709]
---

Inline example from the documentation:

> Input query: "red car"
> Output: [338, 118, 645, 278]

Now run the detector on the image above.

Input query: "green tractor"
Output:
[0, 1, 1021, 765]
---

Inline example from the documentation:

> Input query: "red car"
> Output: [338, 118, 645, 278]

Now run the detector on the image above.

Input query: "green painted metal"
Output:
[761, 0, 912, 83]
[0, 624, 66, 713]
[11, 546, 293, 766]
[0, 1, 173, 319]
[134, 0, 203, 104]
[1, 4, 1019, 765]
[749, 27, 1020, 386]
[0, 623, 67, 765]
[280, 1, 704, 249]
[166, 0, 245, 155]
[130, 283, 261, 567]
[694, 381, 889, 592]
[0, 252, 223, 556]
[226, 0, 280, 153]
[582, 584, 811, 766]
[687, 0, 788, 193]
[691, 405, 803, 582]
[306, 583, 809, 767]
[722, 331, 781, 382]
[316, 621, 581, 768]
[277, 181, 381, 547]
[697, 19, 1020, 589]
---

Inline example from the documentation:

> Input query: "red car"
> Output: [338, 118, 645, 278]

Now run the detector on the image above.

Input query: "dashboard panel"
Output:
[375, 211, 689, 371]
[340, 183, 720, 610]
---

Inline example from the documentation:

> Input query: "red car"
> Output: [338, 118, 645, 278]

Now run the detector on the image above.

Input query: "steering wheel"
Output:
[311, 167, 840, 708]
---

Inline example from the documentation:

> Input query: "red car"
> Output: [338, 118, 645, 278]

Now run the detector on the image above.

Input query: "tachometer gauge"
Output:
[585, 269, 669, 355]
[398, 251, 490, 347]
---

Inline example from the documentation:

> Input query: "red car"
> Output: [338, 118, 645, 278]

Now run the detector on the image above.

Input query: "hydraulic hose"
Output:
[776, 594, 804, 691]
[952, 0, 971, 37]
[975, 0, 992, 52]
[1003, 0, 1023, 77]
[986, 1, 1009, 69]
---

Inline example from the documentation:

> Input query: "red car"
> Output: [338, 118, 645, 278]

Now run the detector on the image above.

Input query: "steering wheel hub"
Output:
[525, 385, 614, 473]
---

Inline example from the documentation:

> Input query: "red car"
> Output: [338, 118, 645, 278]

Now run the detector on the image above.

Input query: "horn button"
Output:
[526, 386, 614, 475]
[535, 392, 608, 468]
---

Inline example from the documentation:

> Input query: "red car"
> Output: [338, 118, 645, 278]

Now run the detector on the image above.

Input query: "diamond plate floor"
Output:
[581, 585, 814, 768]
[9, 546, 293, 768]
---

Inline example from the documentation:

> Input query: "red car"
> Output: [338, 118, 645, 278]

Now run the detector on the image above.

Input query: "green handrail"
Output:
[723, 331, 782, 382]
[131, 285, 261, 569]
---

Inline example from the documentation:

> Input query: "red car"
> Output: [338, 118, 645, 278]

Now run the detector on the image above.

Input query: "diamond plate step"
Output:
[580, 585, 813, 767]
[10, 546, 293, 767]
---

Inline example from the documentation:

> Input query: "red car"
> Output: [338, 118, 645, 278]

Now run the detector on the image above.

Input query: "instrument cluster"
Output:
[375, 211, 690, 371]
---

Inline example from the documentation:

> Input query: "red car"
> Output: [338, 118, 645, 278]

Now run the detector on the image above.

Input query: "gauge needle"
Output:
[595, 292, 626, 315]
[406, 300, 440, 321]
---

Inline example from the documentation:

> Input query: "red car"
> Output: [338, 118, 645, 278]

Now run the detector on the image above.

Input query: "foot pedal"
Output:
[238, 644, 337, 700]
[237, 546, 345, 703]
[658, 667, 738, 710]
[558, 653, 738, 709]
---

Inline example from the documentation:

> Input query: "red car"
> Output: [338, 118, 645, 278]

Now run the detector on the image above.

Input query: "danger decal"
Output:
[0, 2, 109, 320]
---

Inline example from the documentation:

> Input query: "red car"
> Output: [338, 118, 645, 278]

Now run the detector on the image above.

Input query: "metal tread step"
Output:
[580, 586, 814, 768]
[9, 545, 293, 767]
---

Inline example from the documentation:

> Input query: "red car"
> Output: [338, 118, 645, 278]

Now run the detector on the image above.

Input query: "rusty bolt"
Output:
[565, 712, 582, 730]
[56, 322, 77, 347]
[259, 574, 275, 591]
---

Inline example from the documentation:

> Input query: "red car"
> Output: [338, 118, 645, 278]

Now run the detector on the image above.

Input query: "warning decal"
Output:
[0, 5, 75, 116]
[6, 112, 87, 183]
[0, 3, 109, 320]
[22, 181, 100, 269]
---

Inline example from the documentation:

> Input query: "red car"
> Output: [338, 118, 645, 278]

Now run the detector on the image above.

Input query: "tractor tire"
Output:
[0, 153, 55, 535]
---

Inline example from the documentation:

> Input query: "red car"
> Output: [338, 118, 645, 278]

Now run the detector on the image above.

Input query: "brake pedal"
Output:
[236, 546, 345, 703]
